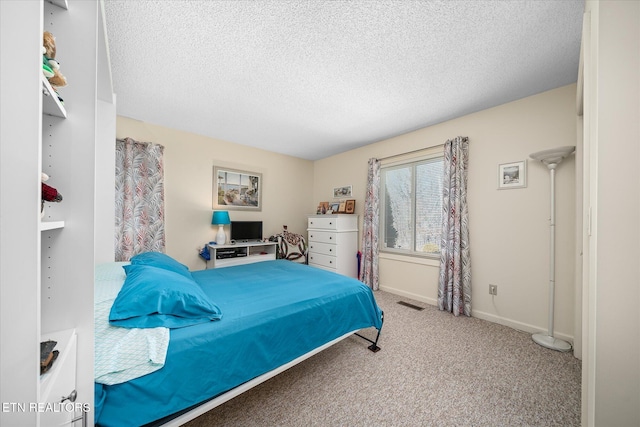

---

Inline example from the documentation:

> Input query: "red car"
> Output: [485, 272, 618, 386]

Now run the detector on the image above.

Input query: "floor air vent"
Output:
[397, 301, 424, 311]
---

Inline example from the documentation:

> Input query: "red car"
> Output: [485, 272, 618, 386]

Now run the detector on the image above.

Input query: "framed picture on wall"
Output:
[213, 166, 262, 210]
[333, 185, 352, 198]
[498, 160, 527, 189]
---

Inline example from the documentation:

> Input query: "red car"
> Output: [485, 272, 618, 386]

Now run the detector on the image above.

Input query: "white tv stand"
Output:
[207, 241, 277, 269]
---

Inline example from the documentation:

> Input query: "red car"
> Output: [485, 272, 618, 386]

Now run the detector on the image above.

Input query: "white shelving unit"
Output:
[0, 1, 115, 426]
[207, 241, 277, 269]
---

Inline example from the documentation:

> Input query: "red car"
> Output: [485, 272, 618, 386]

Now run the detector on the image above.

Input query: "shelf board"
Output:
[41, 75, 67, 118]
[46, 0, 68, 10]
[40, 221, 65, 231]
[214, 254, 275, 268]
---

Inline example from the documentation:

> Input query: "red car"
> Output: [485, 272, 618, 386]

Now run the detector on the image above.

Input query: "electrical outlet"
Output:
[489, 284, 498, 296]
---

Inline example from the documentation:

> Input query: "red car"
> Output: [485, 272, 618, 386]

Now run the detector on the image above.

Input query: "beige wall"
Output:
[116, 117, 314, 270]
[313, 84, 578, 341]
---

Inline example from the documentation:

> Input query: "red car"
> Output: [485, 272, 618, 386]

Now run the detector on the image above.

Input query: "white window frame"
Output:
[379, 149, 443, 259]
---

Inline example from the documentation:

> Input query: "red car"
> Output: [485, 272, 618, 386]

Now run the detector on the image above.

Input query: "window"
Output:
[380, 154, 443, 257]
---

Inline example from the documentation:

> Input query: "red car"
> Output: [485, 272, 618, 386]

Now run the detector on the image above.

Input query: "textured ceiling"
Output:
[104, 0, 584, 160]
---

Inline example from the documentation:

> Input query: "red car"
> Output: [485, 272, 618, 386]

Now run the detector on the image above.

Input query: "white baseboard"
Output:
[379, 285, 438, 306]
[378, 286, 574, 344]
[471, 309, 574, 344]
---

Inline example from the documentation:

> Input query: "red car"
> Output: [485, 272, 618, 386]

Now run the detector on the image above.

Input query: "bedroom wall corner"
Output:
[115, 116, 315, 270]
[313, 84, 578, 342]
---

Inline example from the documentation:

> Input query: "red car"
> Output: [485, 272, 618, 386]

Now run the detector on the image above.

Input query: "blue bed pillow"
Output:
[109, 264, 222, 328]
[130, 251, 191, 278]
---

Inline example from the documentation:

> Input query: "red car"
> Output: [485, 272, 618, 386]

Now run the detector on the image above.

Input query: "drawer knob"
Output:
[329, 222, 333, 225]
[61, 390, 77, 403]
[329, 236, 332, 240]
[329, 248, 332, 252]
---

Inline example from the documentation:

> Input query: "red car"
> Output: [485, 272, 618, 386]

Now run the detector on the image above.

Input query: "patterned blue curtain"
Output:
[360, 158, 380, 290]
[438, 136, 471, 316]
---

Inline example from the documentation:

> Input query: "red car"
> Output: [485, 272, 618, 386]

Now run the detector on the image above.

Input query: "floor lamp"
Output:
[529, 145, 575, 352]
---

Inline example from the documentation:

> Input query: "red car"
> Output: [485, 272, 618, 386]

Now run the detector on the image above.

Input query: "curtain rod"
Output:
[377, 136, 468, 161]
[378, 145, 442, 161]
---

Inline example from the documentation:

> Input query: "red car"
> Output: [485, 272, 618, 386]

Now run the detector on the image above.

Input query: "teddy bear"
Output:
[41, 172, 63, 218]
[42, 31, 67, 89]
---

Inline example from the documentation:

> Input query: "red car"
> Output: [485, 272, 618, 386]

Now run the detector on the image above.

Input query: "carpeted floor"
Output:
[184, 290, 581, 426]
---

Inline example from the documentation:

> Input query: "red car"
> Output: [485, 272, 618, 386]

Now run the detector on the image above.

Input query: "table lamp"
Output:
[211, 210, 231, 245]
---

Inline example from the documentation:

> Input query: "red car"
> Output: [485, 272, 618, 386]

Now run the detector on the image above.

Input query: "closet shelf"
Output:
[40, 220, 65, 231]
[42, 75, 67, 118]
[46, 0, 68, 10]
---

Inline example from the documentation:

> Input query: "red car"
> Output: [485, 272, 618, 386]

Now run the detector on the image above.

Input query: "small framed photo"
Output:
[345, 199, 355, 214]
[333, 185, 352, 198]
[318, 201, 329, 214]
[330, 202, 340, 212]
[498, 160, 527, 189]
[338, 201, 346, 213]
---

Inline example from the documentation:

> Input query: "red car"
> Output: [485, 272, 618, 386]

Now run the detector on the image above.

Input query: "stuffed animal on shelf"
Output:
[41, 53, 54, 79]
[41, 172, 63, 218]
[42, 31, 67, 89]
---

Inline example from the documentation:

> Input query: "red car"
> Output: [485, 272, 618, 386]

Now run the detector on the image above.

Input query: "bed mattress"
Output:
[95, 260, 382, 427]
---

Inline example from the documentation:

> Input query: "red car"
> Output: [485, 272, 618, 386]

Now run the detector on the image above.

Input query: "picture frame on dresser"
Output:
[345, 199, 355, 214]
[317, 201, 329, 214]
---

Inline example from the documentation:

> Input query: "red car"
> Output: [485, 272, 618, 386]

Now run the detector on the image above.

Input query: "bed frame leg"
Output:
[355, 311, 384, 352]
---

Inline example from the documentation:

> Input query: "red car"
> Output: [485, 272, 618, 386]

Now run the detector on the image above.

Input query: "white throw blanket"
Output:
[94, 262, 169, 385]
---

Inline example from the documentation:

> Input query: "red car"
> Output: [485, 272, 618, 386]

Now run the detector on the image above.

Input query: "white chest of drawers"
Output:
[307, 214, 359, 278]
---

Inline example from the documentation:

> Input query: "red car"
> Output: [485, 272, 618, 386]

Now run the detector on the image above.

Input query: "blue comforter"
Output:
[95, 260, 382, 427]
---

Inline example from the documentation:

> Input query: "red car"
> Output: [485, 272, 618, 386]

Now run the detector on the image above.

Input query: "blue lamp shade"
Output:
[211, 211, 231, 225]
[211, 211, 230, 245]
